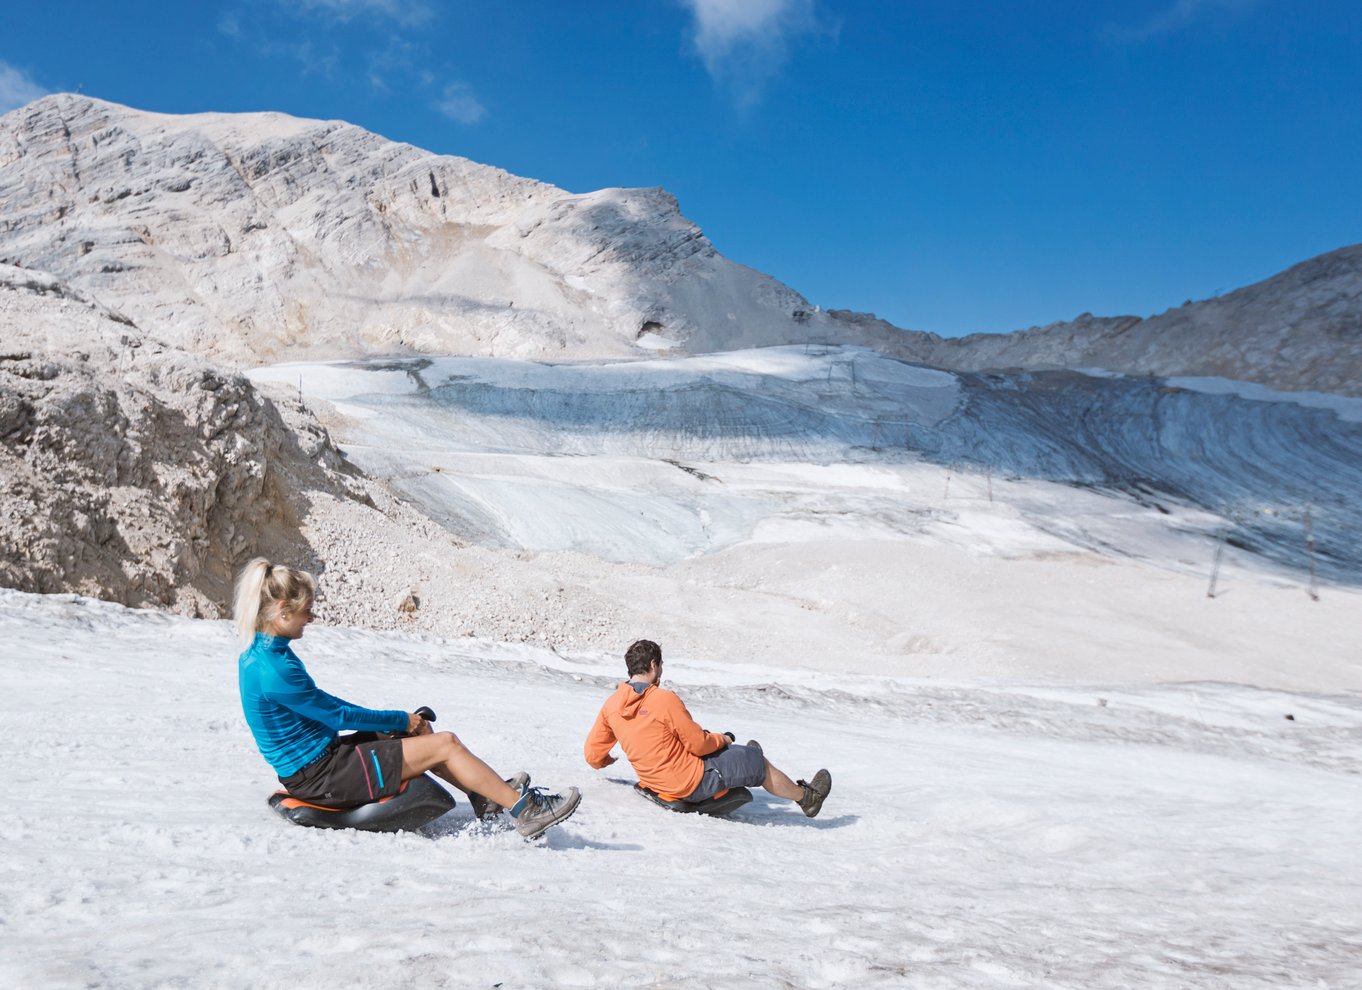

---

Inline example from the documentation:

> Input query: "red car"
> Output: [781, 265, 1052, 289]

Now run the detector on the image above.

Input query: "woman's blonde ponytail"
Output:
[233, 558, 316, 641]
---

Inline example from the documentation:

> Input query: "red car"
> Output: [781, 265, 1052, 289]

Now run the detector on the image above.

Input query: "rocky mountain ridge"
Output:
[3, 94, 1358, 395]
[829, 244, 1362, 396]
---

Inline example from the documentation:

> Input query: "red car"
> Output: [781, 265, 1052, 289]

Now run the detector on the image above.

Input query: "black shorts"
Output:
[279, 733, 406, 807]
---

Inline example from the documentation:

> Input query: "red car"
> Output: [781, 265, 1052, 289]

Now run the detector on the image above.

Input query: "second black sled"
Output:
[633, 782, 752, 818]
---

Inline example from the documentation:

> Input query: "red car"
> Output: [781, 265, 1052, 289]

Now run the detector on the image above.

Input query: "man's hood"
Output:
[612, 681, 652, 720]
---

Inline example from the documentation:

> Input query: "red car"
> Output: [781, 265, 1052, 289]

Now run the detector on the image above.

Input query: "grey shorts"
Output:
[685, 743, 766, 803]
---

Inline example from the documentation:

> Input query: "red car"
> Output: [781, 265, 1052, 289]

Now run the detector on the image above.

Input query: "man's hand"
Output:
[599, 754, 617, 767]
[723, 732, 736, 744]
[407, 712, 432, 735]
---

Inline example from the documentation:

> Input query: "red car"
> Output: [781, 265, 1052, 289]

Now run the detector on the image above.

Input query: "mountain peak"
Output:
[0, 97, 875, 367]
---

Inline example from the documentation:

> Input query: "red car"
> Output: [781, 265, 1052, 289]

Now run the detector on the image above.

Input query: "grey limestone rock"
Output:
[0, 263, 364, 615]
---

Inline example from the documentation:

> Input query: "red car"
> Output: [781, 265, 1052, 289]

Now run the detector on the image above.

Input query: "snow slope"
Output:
[1, 590, 1358, 988]
[250, 346, 1362, 583]
[236, 345, 1362, 694]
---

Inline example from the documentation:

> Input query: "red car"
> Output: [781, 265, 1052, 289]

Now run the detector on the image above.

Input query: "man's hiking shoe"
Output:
[797, 769, 831, 818]
[745, 739, 763, 757]
[469, 772, 531, 819]
[512, 785, 581, 839]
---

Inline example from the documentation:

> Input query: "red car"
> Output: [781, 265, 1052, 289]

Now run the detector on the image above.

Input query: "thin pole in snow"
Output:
[1304, 504, 1319, 601]
[1207, 525, 1226, 598]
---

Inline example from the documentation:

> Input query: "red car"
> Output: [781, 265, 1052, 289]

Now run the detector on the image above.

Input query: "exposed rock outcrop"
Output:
[0, 263, 371, 614]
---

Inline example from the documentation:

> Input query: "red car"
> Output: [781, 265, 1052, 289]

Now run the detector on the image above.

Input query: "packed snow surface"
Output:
[1165, 376, 1362, 423]
[2, 590, 1359, 988]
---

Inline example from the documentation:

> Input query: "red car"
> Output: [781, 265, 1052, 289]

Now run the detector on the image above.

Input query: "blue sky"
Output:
[3, 1, 1359, 336]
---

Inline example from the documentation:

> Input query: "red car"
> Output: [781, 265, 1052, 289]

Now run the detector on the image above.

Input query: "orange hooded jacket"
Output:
[584, 681, 729, 800]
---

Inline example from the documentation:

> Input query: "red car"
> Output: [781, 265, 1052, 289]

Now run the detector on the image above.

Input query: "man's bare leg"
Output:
[762, 759, 805, 802]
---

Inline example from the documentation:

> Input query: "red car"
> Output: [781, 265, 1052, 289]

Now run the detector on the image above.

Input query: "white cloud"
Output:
[433, 82, 486, 125]
[254, 37, 342, 78]
[1103, 0, 1253, 43]
[0, 61, 49, 114]
[366, 36, 422, 90]
[287, 0, 433, 26]
[681, 0, 819, 105]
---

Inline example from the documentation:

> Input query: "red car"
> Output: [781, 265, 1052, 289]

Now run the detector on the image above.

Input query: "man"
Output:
[584, 639, 831, 817]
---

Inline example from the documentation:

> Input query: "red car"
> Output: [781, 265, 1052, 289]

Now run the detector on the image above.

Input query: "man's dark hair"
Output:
[625, 639, 661, 677]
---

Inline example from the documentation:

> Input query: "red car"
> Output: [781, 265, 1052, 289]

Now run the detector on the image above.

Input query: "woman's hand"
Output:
[407, 712, 432, 735]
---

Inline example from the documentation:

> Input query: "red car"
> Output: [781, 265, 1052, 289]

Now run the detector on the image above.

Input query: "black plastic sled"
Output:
[634, 782, 752, 818]
[268, 773, 456, 833]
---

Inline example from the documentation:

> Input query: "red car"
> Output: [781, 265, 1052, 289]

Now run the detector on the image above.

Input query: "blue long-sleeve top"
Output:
[238, 632, 408, 777]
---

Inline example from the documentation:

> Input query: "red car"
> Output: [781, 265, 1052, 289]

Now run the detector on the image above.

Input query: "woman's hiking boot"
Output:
[511, 785, 582, 839]
[797, 769, 831, 818]
[469, 771, 531, 819]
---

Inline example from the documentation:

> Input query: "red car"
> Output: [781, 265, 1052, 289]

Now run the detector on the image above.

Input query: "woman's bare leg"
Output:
[762, 759, 805, 801]
[400, 731, 521, 808]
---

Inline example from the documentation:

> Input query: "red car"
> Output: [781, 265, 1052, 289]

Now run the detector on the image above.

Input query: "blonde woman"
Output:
[234, 558, 580, 839]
